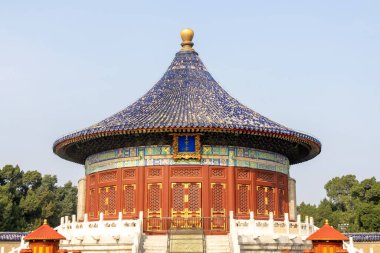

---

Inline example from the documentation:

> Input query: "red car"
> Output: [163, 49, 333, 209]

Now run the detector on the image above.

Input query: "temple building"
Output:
[51, 28, 322, 252]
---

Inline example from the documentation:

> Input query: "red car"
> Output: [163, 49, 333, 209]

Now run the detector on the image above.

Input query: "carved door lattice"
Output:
[99, 171, 117, 182]
[172, 168, 201, 177]
[257, 172, 274, 182]
[172, 183, 185, 212]
[123, 169, 135, 179]
[237, 169, 249, 179]
[123, 184, 136, 216]
[98, 186, 117, 216]
[237, 184, 250, 215]
[257, 186, 275, 215]
[211, 183, 227, 231]
[171, 182, 202, 229]
[211, 168, 224, 177]
[149, 168, 161, 177]
[147, 183, 162, 231]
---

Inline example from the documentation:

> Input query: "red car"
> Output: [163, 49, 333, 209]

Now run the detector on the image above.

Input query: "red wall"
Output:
[85, 166, 288, 230]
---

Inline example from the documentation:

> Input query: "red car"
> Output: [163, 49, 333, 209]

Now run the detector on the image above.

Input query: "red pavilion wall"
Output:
[85, 165, 288, 224]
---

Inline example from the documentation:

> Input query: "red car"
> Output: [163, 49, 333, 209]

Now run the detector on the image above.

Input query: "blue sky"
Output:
[0, 1, 379, 204]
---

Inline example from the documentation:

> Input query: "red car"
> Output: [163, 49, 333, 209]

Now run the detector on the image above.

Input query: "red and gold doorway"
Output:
[170, 182, 202, 229]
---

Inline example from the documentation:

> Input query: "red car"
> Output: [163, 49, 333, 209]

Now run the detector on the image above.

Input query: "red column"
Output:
[137, 166, 145, 216]
[227, 166, 235, 214]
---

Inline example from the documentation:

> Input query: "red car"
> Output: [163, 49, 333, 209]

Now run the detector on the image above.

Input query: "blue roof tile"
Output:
[54, 49, 321, 164]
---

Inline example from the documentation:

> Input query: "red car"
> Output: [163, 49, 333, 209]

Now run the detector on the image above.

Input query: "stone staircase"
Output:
[140, 234, 168, 253]
[205, 235, 231, 253]
[140, 233, 231, 253]
[169, 233, 204, 253]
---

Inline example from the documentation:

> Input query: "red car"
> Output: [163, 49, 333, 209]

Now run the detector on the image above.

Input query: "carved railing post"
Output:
[309, 217, 314, 234]
[305, 216, 310, 236]
[284, 213, 290, 235]
[249, 211, 256, 233]
[269, 212, 274, 236]
[297, 214, 301, 235]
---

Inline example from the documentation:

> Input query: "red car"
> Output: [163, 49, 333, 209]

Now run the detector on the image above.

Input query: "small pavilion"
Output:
[23, 220, 65, 253]
[305, 220, 349, 253]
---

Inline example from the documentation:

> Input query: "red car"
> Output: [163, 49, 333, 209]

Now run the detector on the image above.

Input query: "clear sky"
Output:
[0, 1, 379, 204]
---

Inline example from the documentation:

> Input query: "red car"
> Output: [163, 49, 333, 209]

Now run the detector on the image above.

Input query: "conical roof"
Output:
[307, 221, 349, 241]
[53, 29, 321, 165]
[24, 221, 65, 241]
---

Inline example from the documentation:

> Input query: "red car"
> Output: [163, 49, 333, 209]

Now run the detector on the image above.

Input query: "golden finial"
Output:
[325, 219, 329, 225]
[43, 219, 48, 225]
[180, 28, 194, 51]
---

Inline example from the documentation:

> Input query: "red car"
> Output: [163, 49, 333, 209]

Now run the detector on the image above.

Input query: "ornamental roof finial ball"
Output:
[180, 28, 194, 51]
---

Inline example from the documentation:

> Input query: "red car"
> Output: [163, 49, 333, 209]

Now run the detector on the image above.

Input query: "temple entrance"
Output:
[170, 182, 202, 229]
[143, 167, 233, 234]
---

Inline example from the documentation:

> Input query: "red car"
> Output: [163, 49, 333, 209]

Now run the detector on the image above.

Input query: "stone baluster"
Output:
[139, 211, 144, 232]
[284, 213, 290, 235]
[71, 214, 77, 240]
[305, 215, 310, 236]
[99, 212, 104, 228]
[249, 211, 256, 233]
[117, 211, 123, 231]
[83, 213, 89, 239]
[98, 212, 104, 239]
[269, 212, 274, 236]
[349, 237, 354, 253]
[65, 216, 72, 243]
[229, 211, 240, 252]
[310, 216, 314, 233]
[297, 214, 301, 235]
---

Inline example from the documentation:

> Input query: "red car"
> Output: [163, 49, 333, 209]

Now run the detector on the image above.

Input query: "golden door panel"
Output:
[237, 184, 251, 216]
[256, 185, 275, 216]
[123, 184, 136, 217]
[171, 182, 202, 229]
[98, 185, 117, 216]
[147, 183, 163, 231]
[210, 183, 227, 231]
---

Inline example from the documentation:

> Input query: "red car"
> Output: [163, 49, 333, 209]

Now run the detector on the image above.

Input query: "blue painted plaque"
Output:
[178, 135, 196, 152]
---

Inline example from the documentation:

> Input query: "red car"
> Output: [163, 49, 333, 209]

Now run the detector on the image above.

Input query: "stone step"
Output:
[205, 235, 231, 253]
[141, 235, 168, 253]
[170, 234, 203, 239]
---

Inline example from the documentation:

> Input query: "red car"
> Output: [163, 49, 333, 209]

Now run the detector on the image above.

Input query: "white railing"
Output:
[343, 237, 367, 253]
[229, 211, 240, 253]
[57, 211, 143, 253]
[231, 212, 316, 239]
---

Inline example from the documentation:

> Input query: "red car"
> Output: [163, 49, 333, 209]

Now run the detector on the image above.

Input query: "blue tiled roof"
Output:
[54, 49, 321, 164]
[345, 233, 380, 242]
[0, 232, 28, 241]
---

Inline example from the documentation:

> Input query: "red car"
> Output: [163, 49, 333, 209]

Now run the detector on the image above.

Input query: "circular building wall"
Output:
[84, 145, 289, 233]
